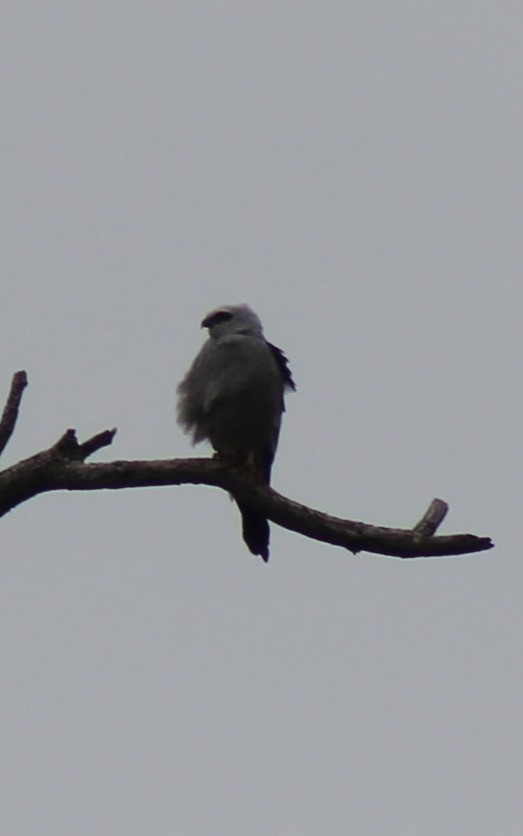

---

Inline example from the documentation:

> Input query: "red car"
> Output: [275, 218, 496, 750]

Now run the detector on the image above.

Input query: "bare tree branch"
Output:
[0, 372, 494, 560]
[0, 436, 493, 558]
[0, 371, 28, 456]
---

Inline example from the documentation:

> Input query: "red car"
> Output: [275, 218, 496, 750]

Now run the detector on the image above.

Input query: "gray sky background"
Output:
[1, 2, 521, 833]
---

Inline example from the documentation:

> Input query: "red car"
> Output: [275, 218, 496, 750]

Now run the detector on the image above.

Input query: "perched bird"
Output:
[177, 304, 295, 561]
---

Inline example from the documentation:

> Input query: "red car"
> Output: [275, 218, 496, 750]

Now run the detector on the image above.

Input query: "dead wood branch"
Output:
[0, 371, 28, 456]
[0, 372, 494, 560]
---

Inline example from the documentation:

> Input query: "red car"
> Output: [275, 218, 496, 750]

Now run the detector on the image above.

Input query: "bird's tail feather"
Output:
[237, 502, 270, 562]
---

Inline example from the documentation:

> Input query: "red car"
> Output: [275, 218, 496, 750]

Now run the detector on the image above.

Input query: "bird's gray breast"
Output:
[200, 335, 283, 456]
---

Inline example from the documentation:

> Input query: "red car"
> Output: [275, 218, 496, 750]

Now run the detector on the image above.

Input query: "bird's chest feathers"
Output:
[203, 337, 279, 413]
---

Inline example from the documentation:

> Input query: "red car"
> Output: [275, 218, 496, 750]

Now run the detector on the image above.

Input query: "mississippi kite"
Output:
[177, 304, 295, 561]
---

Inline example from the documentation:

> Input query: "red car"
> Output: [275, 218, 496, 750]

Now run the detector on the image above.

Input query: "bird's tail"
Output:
[236, 501, 270, 562]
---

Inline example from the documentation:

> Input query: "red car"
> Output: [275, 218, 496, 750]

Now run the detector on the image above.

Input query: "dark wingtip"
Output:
[267, 342, 296, 391]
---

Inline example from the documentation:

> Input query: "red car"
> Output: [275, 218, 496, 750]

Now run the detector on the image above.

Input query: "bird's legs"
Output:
[213, 449, 262, 481]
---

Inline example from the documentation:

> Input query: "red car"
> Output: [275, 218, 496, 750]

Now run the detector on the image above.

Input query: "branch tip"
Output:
[412, 498, 449, 537]
[78, 427, 117, 459]
[0, 370, 29, 457]
[13, 370, 28, 388]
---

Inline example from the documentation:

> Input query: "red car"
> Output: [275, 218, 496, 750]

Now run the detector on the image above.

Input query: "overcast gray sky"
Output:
[1, 2, 521, 833]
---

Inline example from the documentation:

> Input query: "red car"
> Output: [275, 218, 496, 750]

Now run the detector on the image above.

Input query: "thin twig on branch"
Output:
[412, 498, 449, 537]
[0, 371, 28, 456]
[0, 372, 494, 560]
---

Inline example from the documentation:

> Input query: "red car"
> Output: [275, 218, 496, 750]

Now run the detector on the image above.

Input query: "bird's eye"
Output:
[202, 310, 233, 328]
[213, 311, 233, 324]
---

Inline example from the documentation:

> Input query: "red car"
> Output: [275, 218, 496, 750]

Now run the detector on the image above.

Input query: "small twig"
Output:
[412, 498, 449, 537]
[54, 429, 82, 456]
[49, 428, 118, 460]
[78, 428, 118, 459]
[0, 371, 28, 456]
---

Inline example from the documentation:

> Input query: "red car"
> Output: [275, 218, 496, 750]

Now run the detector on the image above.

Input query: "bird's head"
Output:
[201, 304, 264, 340]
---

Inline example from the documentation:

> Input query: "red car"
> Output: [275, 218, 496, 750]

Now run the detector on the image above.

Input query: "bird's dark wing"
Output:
[267, 342, 296, 391]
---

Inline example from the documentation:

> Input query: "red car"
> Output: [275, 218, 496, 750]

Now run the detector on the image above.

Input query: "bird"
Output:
[176, 304, 295, 561]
